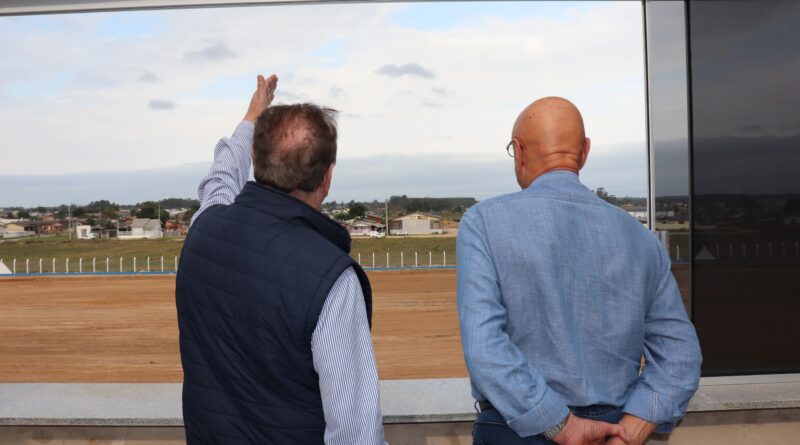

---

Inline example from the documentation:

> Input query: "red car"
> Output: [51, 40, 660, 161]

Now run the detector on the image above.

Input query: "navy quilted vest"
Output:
[176, 181, 372, 444]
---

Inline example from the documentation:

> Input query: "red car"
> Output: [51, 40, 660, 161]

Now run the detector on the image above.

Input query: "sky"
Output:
[0, 1, 647, 207]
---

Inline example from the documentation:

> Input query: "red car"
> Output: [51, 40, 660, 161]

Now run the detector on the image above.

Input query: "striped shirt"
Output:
[192, 121, 387, 445]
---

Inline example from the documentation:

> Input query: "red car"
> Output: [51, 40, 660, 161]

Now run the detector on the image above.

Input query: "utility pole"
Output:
[68, 204, 72, 240]
[385, 199, 389, 236]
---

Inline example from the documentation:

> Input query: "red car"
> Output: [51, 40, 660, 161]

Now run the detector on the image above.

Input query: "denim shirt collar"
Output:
[527, 169, 583, 194]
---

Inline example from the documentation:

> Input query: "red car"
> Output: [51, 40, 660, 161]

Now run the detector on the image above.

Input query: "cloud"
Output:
[183, 42, 237, 63]
[147, 99, 175, 110]
[421, 101, 443, 109]
[431, 86, 450, 96]
[329, 86, 346, 98]
[138, 71, 158, 83]
[376, 62, 436, 79]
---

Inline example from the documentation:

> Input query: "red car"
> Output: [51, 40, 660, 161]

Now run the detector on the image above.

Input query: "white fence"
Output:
[0, 256, 179, 274]
[0, 250, 455, 275]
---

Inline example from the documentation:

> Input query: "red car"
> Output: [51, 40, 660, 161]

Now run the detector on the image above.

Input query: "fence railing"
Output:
[0, 251, 455, 275]
[0, 256, 180, 275]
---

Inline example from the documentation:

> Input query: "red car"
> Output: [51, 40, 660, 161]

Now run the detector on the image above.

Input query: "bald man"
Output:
[457, 97, 701, 445]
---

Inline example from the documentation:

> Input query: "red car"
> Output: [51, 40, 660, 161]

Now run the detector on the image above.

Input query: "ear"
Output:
[578, 137, 591, 170]
[321, 163, 335, 199]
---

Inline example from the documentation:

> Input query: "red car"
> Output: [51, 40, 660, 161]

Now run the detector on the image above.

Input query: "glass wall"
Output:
[689, 0, 800, 375]
[645, 0, 691, 315]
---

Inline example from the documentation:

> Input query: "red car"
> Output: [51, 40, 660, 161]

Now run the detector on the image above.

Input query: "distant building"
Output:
[0, 222, 34, 239]
[345, 220, 386, 237]
[119, 218, 162, 239]
[75, 225, 95, 240]
[624, 206, 648, 220]
[389, 212, 444, 236]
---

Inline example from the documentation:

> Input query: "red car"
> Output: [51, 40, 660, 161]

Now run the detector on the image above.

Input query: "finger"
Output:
[257, 74, 266, 95]
[605, 424, 629, 442]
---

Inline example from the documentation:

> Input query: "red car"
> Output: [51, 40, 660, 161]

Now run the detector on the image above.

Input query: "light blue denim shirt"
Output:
[457, 170, 701, 437]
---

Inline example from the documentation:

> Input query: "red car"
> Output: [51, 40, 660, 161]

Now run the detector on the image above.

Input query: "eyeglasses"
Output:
[505, 140, 515, 158]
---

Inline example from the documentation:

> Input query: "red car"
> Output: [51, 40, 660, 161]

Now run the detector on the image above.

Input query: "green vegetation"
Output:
[0, 235, 457, 273]
[0, 236, 186, 273]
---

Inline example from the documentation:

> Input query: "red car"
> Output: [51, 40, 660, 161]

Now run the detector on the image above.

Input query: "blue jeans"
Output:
[472, 405, 624, 445]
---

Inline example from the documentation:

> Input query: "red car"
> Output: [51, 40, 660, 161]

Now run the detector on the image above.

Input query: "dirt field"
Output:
[0, 270, 466, 382]
[0, 266, 691, 383]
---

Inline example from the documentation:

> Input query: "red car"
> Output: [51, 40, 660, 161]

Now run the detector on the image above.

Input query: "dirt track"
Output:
[0, 270, 466, 382]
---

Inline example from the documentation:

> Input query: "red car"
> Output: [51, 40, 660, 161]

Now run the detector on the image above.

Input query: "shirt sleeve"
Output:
[623, 243, 703, 433]
[457, 210, 570, 437]
[190, 121, 254, 226]
[311, 267, 388, 445]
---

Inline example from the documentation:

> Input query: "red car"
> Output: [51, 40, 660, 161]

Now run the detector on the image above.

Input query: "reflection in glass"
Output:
[690, 0, 800, 375]
[645, 0, 691, 315]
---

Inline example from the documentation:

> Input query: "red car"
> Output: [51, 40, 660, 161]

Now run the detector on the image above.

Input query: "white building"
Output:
[389, 212, 444, 236]
[119, 218, 162, 239]
[75, 225, 96, 239]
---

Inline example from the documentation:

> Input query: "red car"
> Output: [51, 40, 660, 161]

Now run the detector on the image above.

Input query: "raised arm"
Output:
[191, 74, 277, 225]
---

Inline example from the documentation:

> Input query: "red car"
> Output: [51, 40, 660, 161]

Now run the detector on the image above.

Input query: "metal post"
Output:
[107, 257, 110, 273]
[676, 245, 680, 261]
[443, 251, 447, 266]
[12, 259, 16, 274]
[120, 257, 123, 272]
[174, 256, 178, 271]
[400, 252, 404, 268]
[415, 251, 418, 267]
[358, 253, 361, 265]
[386, 252, 390, 268]
[79, 258, 82, 273]
[66, 258, 69, 273]
[372, 252, 375, 268]
[133, 257, 137, 272]
[161, 256, 164, 272]
[429, 251, 432, 266]
[39, 258, 42, 273]
[147, 257, 150, 272]
[52, 258, 55, 273]
[25, 258, 29, 274]
[93, 257, 96, 273]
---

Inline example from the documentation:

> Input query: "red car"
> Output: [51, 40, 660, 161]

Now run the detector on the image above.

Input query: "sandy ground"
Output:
[0, 270, 466, 382]
[0, 266, 689, 383]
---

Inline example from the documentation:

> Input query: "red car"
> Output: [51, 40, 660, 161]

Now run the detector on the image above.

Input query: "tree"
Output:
[346, 201, 366, 220]
[86, 217, 96, 227]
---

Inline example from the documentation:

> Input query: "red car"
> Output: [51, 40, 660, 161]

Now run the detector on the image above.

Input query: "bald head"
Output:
[510, 97, 590, 189]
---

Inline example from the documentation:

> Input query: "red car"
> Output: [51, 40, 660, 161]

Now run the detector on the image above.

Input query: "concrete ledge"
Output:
[2, 378, 800, 426]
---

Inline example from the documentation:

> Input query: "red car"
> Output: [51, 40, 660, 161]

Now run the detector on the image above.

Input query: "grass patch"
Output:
[0, 235, 457, 272]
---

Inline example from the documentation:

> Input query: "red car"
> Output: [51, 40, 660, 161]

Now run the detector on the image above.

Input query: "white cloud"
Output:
[0, 1, 647, 200]
[376, 63, 436, 79]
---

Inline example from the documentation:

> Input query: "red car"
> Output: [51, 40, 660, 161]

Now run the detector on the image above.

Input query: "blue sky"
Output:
[0, 1, 647, 206]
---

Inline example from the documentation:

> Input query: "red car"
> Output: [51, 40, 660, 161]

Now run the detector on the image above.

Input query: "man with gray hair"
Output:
[176, 74, 386, 444]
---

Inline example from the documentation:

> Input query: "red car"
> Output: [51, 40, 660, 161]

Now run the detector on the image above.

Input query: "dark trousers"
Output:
[472, 405, 624, 445]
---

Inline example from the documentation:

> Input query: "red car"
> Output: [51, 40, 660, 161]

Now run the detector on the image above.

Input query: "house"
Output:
[119, 218, 162, 239]
[37, 221, 64, 234]
[624, 206, 648, 221]
[75, 225, 95, 239]
[1, 223, 34, 239]
[164, 220, 188, 236]
[345, 220, 386, 237]
[389, 212, 444, 236]
[364, 212, 385, 224]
